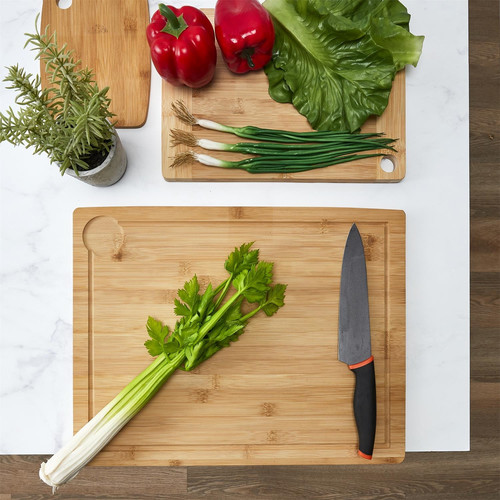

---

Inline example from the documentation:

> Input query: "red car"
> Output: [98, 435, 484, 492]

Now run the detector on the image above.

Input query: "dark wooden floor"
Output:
[1, 2, 498, 498]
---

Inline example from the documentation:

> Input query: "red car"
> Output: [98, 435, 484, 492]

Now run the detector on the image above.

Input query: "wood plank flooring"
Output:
[1, 1, 498, 498]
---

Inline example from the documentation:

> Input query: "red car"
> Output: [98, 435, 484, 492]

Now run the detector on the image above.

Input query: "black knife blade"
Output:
[338, 223, 376, 459]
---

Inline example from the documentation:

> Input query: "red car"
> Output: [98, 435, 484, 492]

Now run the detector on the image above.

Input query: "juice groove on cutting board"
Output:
[73, 207, 406, 465]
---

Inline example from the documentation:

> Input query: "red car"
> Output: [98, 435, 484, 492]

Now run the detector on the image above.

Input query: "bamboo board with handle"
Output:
[163, 10, 405, 183]
[74, 206, 406, 465]
[41, 0, 151, 128]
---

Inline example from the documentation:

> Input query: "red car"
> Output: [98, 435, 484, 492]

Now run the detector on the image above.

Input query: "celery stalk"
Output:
[39, 243, 286, 491]
[40, 352, 185, 491]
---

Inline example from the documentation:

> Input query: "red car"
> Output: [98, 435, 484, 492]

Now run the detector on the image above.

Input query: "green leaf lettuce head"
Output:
[39, 243, 286, 492]
[263, 0, 424, 132]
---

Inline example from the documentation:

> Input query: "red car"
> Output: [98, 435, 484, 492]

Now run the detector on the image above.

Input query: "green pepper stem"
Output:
[240, 48, 255, 69]
[159, 4, 188, 38]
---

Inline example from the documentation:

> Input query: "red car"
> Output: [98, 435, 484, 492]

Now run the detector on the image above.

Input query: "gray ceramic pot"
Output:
[66, 131, 127, 187]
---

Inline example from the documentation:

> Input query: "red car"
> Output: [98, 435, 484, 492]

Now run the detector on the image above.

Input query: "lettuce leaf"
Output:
[263, 0, 424, 132]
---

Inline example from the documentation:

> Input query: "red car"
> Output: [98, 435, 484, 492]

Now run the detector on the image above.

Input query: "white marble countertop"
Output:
[0, 0, 469, 454]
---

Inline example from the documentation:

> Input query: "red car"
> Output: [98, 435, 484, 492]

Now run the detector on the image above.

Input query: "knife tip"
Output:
[349, 222, 360, 236]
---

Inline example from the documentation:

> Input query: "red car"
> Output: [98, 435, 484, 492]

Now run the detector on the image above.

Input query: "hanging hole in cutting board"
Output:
[56, 0, 72, 9]
[380, 155, 396, 173]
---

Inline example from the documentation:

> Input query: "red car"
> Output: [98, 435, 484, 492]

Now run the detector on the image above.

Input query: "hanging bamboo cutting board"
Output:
[40, 0, 150, 128]
[163, 10, 405, 182]
[73, 206, 406, 466]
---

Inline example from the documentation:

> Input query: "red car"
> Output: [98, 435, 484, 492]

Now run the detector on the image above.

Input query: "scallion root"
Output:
[171, 100, 198, 126]
[170, 129, 199, 148]
[170, 151, 197, 168]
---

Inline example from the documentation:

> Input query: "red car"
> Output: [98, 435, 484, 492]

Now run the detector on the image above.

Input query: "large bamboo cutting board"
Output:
[40, 0, 150, 128]
[163, 10, 405, 182]
[73, 207, 406, 465]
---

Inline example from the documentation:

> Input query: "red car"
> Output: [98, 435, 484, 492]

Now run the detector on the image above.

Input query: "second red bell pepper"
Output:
[214, 0, 275, 74]
[146, 4, 217, 88]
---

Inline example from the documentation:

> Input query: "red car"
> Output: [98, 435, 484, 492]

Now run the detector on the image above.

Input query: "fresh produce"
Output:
[172, 148, 391, 174]
[214, 0, 275, 74]
[146, 4, 217, 88]
[39, 243, 286, 491]
[170, 100, 396, 174]
[171, 100, 396, 144]
[262, 0, 424, 132]
[171, 129, 396, 154]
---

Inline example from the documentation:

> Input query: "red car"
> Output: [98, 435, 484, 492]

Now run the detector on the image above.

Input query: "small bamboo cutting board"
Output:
[163, 10, 405, 182]
[73, 206, 406, 465]
[40, 0, 150, 128]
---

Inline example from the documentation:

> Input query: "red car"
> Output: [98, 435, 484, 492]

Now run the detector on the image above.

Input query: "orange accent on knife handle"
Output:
[349, 356, 376, 459]
[348, 355, 374, 370]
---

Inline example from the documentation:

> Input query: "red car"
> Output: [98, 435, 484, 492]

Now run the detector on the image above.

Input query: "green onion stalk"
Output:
[172, 150, 389, 174]
[170, 101, 396, 174]
[171, 100, 397, 145]
[39, 243, 286, 492]
[170, 129, 396, 156]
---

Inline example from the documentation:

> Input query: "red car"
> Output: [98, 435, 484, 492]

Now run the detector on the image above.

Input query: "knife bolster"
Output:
[348, 355, 374, 370]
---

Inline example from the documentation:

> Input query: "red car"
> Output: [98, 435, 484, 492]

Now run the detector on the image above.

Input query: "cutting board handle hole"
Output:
[56, 0, 72, 10]
[380, 156, 396, 173]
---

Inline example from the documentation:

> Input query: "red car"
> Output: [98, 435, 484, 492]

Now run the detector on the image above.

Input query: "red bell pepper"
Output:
[214, 0, 275, 74]
[146, 4, 217, 88]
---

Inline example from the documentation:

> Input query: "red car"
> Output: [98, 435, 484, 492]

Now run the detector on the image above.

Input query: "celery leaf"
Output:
[234, 261, 274, 303]
[225, 242, 259, 275]
[145, 316, 170, 356]
[262, 284, 288, 317]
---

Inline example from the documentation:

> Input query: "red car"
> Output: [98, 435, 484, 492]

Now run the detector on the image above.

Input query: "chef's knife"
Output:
[338, 223, 376, 459]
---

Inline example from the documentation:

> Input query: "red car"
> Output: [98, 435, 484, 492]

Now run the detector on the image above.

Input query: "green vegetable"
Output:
[170, 99, 397, 174]
[172, 99, 394, 144]
[173, 149, 388, 174]
[263, 0, 424, 132]
[170, 101, 396, 173]
[39, 243, 286, 491]
[170, 129, 396, 155]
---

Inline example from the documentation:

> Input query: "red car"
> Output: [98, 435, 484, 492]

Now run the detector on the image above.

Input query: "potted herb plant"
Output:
[0, 17, 127, 186]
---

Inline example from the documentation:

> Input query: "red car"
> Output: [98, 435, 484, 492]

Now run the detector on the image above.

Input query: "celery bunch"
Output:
[40, 243, 286, 491]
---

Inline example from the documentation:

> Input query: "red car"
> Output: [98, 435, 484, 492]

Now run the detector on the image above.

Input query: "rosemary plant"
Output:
[0, 16, 115, 175]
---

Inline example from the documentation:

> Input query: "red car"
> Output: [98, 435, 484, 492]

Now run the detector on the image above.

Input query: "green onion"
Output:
[171, 100, 396, 145]
[170, 101, 396, 174]
[39, 243, 286, 492]
[170, 129, 396, 157]
[172, 150, 387, 174]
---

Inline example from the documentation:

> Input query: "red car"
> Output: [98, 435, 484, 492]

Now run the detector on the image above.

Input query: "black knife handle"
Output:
[349, 356, 376, 459]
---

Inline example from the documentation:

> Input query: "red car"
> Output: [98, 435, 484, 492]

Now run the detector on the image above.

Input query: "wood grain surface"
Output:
[163, 10, 405, 183]
[72, 207, 405, 466]
[40, 0, 151, 128]
[1, 1, 498, 498]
